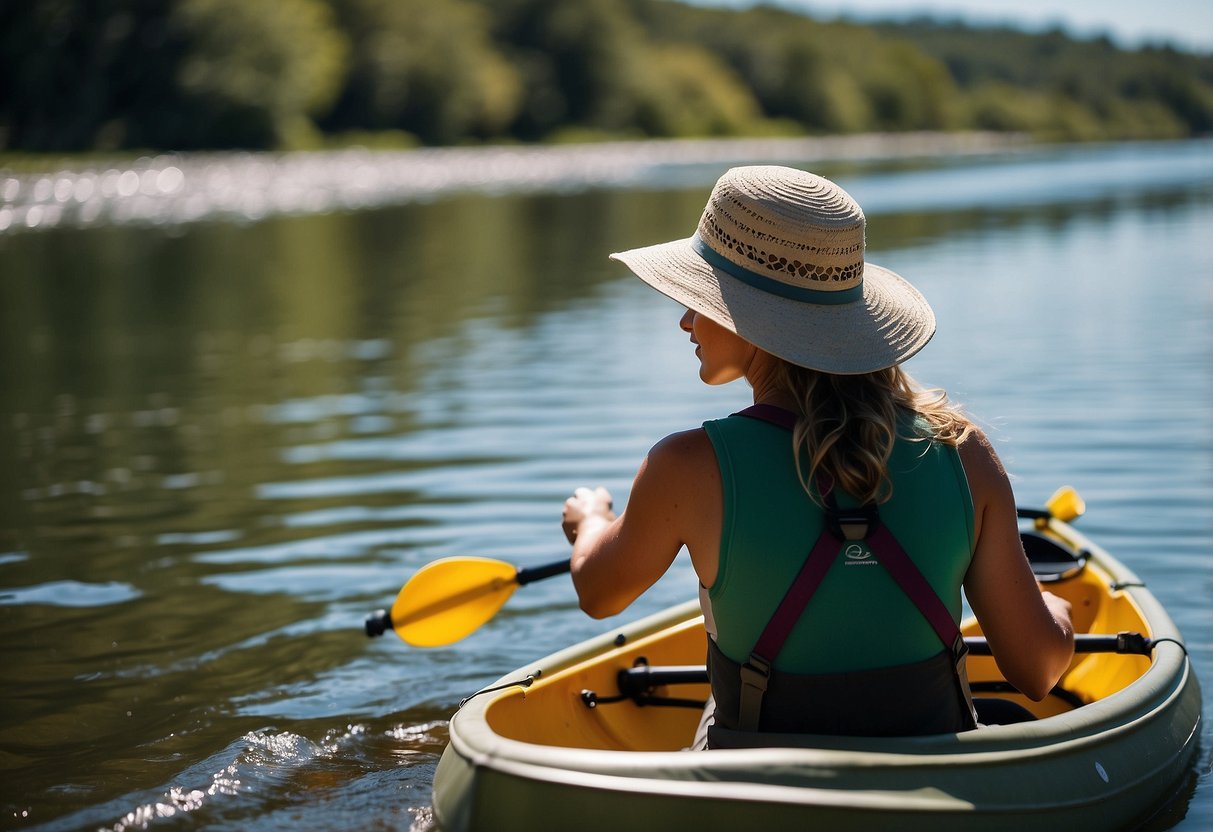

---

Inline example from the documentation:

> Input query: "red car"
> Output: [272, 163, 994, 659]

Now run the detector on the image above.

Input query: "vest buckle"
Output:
[738, 653, 772, 732]
[740, 654, 771, 691]
[827, 504, 880, 541]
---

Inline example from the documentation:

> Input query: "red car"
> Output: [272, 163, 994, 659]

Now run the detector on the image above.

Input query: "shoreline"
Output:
[2, 132, 1035, 235]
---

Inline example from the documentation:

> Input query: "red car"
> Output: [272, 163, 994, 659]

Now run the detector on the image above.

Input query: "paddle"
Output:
[365, 486, 1087, 648]
[365, 556, 570, 647]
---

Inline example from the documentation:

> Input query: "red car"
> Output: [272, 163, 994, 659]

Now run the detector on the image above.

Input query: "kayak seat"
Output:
[973, 697, 1037, 725]
[1021, 530, 1087, 582]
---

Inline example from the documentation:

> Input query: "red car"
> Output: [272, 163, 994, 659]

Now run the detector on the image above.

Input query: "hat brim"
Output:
[610, 236, 935, 375]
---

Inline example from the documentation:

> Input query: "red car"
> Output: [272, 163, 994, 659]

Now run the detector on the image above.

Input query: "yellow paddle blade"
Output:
[1046, 486, 1086, 523]
[389, 557, 520, 647]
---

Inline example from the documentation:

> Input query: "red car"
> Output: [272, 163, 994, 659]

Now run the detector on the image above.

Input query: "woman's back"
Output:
[704, 409, 973, 675]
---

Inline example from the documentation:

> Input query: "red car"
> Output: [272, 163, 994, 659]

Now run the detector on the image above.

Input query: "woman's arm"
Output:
[563, 428, 720, 618]
[961, 429, 1075, 700]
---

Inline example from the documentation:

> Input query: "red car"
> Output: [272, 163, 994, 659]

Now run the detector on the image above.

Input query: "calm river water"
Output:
[1, 139, 1210, 830]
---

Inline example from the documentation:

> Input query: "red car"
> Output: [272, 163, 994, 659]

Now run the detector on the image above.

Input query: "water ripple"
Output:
[0, 580, 141, 608]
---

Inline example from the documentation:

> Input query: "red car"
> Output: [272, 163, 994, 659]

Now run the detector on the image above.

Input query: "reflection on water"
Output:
[0, 133, 1023, 234]
[1, 140, 1210, 830]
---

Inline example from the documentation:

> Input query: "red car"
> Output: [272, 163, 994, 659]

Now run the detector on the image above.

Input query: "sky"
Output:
[689, 0, 1213, 54]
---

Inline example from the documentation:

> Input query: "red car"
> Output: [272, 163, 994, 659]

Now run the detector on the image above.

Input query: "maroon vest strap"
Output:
[746, 490, 962, 668]
[750, 528, 839, 662]
[866, 524, 961, 650]
[734, 403, 960, 655]
[735, 403, 798, 431]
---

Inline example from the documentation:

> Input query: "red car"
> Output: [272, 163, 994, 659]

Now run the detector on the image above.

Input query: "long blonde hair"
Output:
[774, 361, 974, 505]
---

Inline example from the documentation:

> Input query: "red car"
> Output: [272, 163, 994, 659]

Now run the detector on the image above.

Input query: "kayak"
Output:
[431, 511, 1201, 832]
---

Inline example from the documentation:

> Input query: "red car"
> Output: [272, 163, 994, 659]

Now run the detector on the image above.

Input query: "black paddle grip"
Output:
[365, 609, 393, 637]
[515, 559, 572, 586]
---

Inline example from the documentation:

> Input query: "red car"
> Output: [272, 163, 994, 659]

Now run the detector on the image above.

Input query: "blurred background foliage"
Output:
[2, 0, 1211, 153]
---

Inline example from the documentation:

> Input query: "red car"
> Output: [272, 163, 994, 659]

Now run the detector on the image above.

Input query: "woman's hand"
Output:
[562, 486, 616, 544]
[1040, 590, 1074, 630]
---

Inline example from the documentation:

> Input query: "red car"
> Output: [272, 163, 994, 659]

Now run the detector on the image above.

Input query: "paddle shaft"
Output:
[616, 632, 1155, 692]
[516, 558, 571, 586]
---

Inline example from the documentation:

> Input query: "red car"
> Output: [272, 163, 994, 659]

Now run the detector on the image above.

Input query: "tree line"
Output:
[2, 0, 1211, 154]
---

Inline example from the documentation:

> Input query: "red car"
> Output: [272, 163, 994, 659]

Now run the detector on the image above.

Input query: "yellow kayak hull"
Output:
[434, 519, 1201, 831]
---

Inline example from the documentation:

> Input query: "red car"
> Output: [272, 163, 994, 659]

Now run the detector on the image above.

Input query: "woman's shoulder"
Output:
[639, 427, 719, 492]
[956, 426, 1014, 510]
[957, 426, 1004, 478]
[648, 426, 715, 465]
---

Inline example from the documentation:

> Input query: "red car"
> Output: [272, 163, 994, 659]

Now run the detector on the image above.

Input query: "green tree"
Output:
[168, 0, 348, 148]
[875, 19, 1213, 138]
[484, 0, 654, 139]
[632, 45, 765, 137]
[323, 0, 521, 144]
[861, 41, 961, 130]
[0, 0, 348, 152]
[0, 1, 179, 151]
[1120, 52, 1213, 134]
[3, 0, 1210, 152]
[636, 3, 959, 134]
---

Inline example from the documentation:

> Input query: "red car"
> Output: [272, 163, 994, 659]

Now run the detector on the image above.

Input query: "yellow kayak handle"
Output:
[1045, 485, 1086, 524]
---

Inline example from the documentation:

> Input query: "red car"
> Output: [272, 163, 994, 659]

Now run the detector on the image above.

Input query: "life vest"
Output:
[706, 404, 978, 742]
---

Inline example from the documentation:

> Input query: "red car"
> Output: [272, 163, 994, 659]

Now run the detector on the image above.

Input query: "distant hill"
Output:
[871, 18, 1213, 138]
[2, 0, 1210, 153]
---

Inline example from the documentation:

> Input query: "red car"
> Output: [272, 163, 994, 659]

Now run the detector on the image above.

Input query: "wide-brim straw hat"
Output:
[610, 165, 935, 375]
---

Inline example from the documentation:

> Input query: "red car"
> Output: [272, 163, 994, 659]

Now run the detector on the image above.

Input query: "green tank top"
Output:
[703, 411, 974, 674]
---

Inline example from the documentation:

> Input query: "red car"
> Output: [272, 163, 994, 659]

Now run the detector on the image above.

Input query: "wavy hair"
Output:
[774, 361, 974, 505]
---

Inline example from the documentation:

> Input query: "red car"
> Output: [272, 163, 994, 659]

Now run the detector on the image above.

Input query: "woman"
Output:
[562, 166, 1074, 743]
